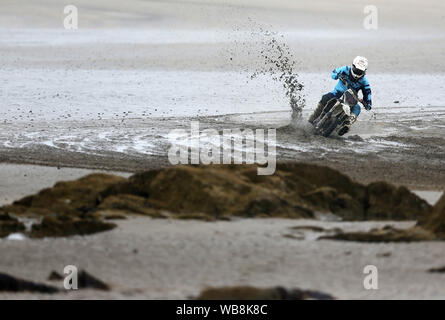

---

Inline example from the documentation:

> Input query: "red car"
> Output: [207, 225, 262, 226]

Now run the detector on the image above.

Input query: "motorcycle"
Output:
[312, 78, 364, 137]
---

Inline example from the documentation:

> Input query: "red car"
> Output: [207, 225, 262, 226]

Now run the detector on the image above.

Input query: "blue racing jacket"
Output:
[331, 66, 372, 107]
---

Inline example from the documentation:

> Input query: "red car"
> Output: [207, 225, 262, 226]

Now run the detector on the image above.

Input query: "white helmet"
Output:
[351, 56, 368, 79]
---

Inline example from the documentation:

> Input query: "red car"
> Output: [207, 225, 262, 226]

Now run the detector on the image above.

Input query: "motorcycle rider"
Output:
[309, 56, 372, 134]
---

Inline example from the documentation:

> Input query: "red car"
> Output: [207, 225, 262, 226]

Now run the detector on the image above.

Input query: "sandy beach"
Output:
[0, 0, 444, 300]
[0, 163, 443, 300]
[1, 217, 445, 300]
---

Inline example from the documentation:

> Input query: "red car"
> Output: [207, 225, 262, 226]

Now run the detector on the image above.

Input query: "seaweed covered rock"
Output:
[365, 182, 431, 220]
[0, 272, 59, 293]
[419, 192, 445, 238]
[301, 187, 364, 220]
[102, 165, 315, 219]
[47, 269, 110, 290]
[0, 163, 433, 238]
[0, 213, 25, 238]
[319, 192, 445, 243]
[0, 174, 124, 238]
[30, 216, 115, 238]
[101, 163, 428, 221]
[319, 225, 435, 243]
[7, 173, 125, 217]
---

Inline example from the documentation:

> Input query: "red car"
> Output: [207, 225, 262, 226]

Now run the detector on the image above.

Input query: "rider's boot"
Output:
[308, 102, 325, 124]
[338, 114, 357, 136]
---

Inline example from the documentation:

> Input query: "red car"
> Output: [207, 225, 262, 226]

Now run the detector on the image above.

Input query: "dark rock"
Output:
[97, 194, 159, 217]
[290, 225, 326, 232]
[77, 270, 110, 291]
[30, 216, 115, 238]
[377, 252, 392, 258]
[47, 271, 64, 281]
[0, 272, 59, 293]
[318, 225, 434, 242]
[0, 213, 25, 238]
[282, 233, 305, 240]
[1, 174, 123, 238]
[100, 163, 428, 221]
[365, 182, 431, 220]
[0, 164, 434, 238]
[283, 287, 334, 300]
[302, 187, 364, 220]
[47, 270, 110, 291]
[418, 191, 445, 238]
[427, 266, 445, 273]
[322, 191, 445, 243]
[195, 286, 334, 300]
[11, 173, 125, 215]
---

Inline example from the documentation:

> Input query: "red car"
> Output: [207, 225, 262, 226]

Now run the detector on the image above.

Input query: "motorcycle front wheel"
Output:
[321, 117, 340, 137]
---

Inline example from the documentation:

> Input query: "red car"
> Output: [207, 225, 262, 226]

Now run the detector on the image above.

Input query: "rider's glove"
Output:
[365, 102, 372, 111]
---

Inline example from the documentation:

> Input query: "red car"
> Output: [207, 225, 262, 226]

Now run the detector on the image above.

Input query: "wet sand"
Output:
[1, 217, 445, 300]
[1, 108, 444, 190]
[1, 0, 444, 300]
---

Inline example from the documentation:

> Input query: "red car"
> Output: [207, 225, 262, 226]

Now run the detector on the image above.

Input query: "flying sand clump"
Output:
[250, 33, 306, 120]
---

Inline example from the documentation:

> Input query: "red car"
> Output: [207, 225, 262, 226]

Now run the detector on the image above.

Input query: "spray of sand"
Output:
[249, 31, 306, 122]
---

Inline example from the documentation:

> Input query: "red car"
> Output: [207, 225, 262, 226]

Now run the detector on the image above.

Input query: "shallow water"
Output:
[1, 65, 444, 159]
[1, 26, 444, 191]
[2, 69, 445, 122]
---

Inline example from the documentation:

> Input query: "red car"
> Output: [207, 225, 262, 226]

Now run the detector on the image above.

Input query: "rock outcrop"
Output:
[0, 213, 25, 238]
[195, 286, 334, 300]
[419, 191, 445, 238]
[320, 192, 445, 242]
[0, 272, 59, 293]
[0, 163, 432, 238]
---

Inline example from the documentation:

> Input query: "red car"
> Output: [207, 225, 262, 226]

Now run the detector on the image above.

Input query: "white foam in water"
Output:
[275, 143, 309, 153]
